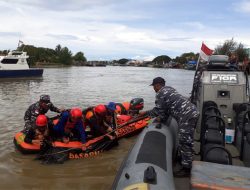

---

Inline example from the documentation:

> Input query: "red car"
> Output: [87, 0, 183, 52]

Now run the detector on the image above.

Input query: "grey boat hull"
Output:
[112, 117, 178, 190]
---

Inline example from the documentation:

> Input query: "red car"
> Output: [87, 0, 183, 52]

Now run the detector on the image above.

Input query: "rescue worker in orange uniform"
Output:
[53, 108, 86, 146]
[84, 103, 116, 139]
[24, 115, 50, 146]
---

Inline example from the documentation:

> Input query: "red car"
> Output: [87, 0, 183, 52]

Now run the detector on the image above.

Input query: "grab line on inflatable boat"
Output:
[39, 115, 152, 157]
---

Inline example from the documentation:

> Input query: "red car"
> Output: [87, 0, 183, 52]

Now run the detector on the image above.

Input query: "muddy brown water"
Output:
[0, 66, 194, 189]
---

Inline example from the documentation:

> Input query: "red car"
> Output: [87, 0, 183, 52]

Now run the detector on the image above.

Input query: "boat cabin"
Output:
[0, 50, 30, 70]
[191, 55, 249, 133]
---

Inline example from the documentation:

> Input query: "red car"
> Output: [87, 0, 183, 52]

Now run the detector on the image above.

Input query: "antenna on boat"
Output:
[22, 44, 26, 52]
[17, 40, 25, 51]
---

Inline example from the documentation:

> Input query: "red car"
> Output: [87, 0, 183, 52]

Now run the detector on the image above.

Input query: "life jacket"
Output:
[82, 106, 94, 116]
[84, 108, 97, 128]
[116, 102, 130, 115]
[65, 119, 77, 131]
[122, 102, 130, 111]
[64, 110, 78, 131]
[85, 110, 94, 120]
[84, 108, 108, 135]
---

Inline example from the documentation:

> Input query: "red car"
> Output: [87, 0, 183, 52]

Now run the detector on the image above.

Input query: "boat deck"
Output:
[174, 140, 244, 190]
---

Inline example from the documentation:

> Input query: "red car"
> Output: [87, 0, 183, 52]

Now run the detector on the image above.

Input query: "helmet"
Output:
[107, 102, 116, 111]
[36, 115, 48, 127]
[94, 104, 107, 117]
[70, 108, 83, 119]
[40, 95, 50, 103]
[130, 98, 144, 110]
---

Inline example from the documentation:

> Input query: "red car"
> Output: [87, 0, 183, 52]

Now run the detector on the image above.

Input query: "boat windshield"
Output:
[12, 52, 23, 55]
[1, 59, 18, 64]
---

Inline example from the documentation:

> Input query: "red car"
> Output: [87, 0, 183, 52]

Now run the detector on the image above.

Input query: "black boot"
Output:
[173, 166, 191, 178]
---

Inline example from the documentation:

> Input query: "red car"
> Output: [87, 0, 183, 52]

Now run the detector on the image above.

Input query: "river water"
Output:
[0, 66, 194, 190]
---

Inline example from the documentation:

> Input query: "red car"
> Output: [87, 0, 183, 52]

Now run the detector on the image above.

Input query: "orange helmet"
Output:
[70, 108, 83, 119]
[36, 115, 48, 127]
[94, 104, 107, 117]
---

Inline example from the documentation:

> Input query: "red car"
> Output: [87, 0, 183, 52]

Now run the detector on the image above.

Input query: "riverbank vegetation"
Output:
[113, 39, 249, 68]
[0, 44, 87, 66]
[0, 39, 249, 68]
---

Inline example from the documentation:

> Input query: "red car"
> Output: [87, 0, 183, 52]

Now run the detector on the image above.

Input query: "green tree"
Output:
[55, 44, 62, 54]
[214, 38, 248, 62]
[173, 52, 198, 65]
[181, 52, 198, 61]
[73, 51, 87, 62]
[0, 49, 9, 55]
[235, 43, 248, 62]
[118, 58, 129, 65]
[2, 44, 87, 66]
[173, 56, 187, 65]
[58, 47, 72, 65]
[152, 55, 171, 65]
[214, 38, 237, 55]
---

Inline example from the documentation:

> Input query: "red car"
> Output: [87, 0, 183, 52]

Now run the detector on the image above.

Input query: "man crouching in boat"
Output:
[24, 95, 63, 131]
[84, 104, 116, 140]
[24, 115, 51, 146]
[53, 108, 87, 150]
[142, 77, 199, 177]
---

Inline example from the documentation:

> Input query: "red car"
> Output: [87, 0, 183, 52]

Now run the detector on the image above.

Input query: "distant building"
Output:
[186, 60, 197, 70]
[125, 60, 143, 66]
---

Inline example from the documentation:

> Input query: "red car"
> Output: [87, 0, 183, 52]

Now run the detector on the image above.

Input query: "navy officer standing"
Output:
[142, 77, 199, 177]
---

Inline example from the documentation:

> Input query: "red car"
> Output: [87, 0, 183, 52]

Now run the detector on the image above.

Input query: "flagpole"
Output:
[195, 54, 201, 71]
[191, 42, 203, 103]
[195, 41, 204, 71]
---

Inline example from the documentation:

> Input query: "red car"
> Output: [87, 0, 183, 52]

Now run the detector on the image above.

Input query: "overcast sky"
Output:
[0, 0, 250, 61]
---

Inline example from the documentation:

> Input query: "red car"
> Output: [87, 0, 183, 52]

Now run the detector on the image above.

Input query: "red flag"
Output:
[200, 42, 213, 61]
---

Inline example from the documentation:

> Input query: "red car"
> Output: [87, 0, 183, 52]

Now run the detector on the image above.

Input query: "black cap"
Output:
[150, 77, 165, 86]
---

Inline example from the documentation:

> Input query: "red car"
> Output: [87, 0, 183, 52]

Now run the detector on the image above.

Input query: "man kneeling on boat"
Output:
[24, 95, 64, 131]
[141, 77, 199, 177]
[84, 104, 116, 140]
[53, 108, 87, 150]
[24, 115, 51, 146]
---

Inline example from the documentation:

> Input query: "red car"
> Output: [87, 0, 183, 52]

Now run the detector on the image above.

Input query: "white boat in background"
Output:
[0, 50, 43, 78]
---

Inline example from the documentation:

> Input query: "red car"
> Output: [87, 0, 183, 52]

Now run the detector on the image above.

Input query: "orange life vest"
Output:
[116, 102, 130, 114]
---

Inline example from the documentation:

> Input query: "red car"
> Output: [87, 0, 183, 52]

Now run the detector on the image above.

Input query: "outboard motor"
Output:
[129, 98, 144, 115]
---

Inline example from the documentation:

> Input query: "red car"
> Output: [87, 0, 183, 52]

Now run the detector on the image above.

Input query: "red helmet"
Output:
[36, 115, 48, 127]
[94, 104, 107, 117]
[70, 108, 83, 119]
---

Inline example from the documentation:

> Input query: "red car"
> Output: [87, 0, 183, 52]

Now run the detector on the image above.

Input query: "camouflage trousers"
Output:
[178, 112, 199, 168]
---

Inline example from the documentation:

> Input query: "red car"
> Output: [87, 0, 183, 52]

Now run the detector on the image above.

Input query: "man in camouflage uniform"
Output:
[24, 95, 62, 130]
[145, 77, 199, 177]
